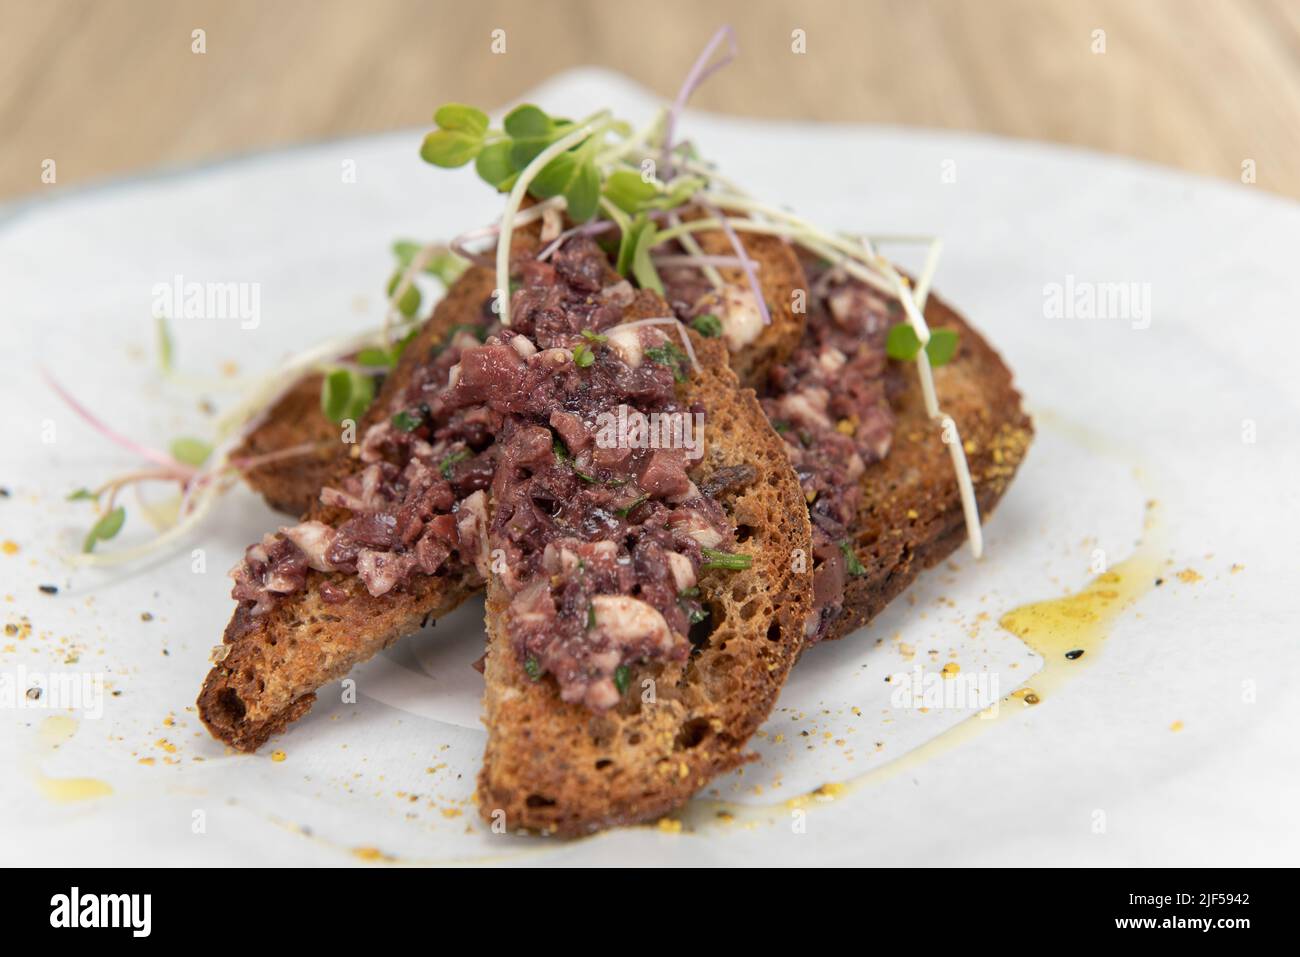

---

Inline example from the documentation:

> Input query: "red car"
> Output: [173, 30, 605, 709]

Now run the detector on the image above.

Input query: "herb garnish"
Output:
[839, 539, 867, 576]
[886, 324, 959, 367]
[83, 506, 126, 553]
[321, 368, 375, 424]
[524, 656, 542, 680]
[439, 449, 470, 478]
[391, 410, 422, 433]
[644, 342, 690, 382]
[573, 342, 596, 368]
[613, 665, 630, 694]
[169, 437, 212, 467]
[616, 494, 648, 517]
[700, 547, 753, 571]
[691, 313, 722, 338]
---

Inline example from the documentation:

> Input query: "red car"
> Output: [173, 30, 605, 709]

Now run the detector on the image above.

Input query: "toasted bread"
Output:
[197, 265, 497, 751]
[828, 290, 1032, 641]
[477, 306, 813, 836]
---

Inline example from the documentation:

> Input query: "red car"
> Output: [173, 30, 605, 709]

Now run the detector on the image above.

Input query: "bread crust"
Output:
[197, 266, 498, 751]
[825, 289, 1033, 642]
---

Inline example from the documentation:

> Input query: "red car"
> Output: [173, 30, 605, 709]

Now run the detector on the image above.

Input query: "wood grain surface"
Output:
[2, 0, 1298, 200]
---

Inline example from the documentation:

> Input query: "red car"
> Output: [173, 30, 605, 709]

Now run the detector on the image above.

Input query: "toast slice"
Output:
[829, 290, 1032, 641]
[197, 265, 498, 751]
[476, 307, 812, 836]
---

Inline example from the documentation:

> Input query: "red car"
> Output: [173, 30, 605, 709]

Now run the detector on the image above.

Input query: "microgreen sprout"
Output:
[886, 324, 959, 366]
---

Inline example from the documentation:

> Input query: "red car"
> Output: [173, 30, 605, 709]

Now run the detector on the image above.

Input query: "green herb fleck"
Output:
[616, 494, 648, 517]
[644, 342, 689, 382]
[391, 410, 422, 433]
[524, 656, 542, 681]
[700, 547, 753, 571]
[691, 313, 722, 338]
[439, 449, 470, 479]
[587, 603, 597, 630]
[839, 540, 867, 577]
[613, 665, 630, 694]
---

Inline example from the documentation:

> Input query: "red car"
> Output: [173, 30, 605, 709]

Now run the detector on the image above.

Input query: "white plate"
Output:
[2, 69, 1297, 867]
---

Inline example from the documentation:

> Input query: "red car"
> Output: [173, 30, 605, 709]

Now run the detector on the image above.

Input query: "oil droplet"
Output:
[998, 549, 1161, 703]
[1169, 720, 1184, 733]
[32, 716, 113, 802]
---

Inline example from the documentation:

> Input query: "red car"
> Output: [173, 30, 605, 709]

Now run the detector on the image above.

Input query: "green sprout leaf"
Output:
[886, 323, 960, 367]
[691, 313, 722, 338]
[603, 169, 659, 214]
[573, 342, 595, 368]
[885, 323, 922, 361]
[67, 488, 96, 502]
[474, 141, 516, 191]
[923, 328, 960, 366]
[321, 368, 375, 424]
[169, 437, 212, 466]
[386, 270, 422, 318]
[420, 129, 482, 168]
[529, 151, 600, 223]
[83, 506, 126, 553]
[433, 103, 489, 137]
[356, 346, 394, 368]
[156, 315, 174, 374]
[392, 241, 469, 287]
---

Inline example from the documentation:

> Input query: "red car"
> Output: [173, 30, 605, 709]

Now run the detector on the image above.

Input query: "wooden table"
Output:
[3, 0, 1298, 200]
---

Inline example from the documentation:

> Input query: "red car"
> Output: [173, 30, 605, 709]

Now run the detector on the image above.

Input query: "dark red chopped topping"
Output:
[229, 236, 741, 712]
[761, 257, 901, 641]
